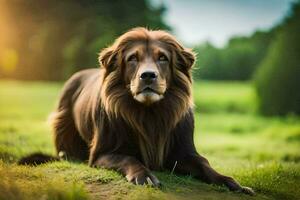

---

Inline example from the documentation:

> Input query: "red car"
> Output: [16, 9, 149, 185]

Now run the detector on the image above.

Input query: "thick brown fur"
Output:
[20, 28, 254, 195]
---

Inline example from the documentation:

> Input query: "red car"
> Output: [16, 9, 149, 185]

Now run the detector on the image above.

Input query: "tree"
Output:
[0, 0, 170, 80]
[254, 1, 300, 115]
[193, 42, 222, 80]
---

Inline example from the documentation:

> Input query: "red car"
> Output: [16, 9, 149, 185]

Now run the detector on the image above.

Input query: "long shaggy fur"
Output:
[21, 28, 195, 170]
[94, 28, 194, 168]
[18, 27, 254, 195]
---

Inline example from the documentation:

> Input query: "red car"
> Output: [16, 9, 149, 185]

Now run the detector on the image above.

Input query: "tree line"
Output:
[192, 29, 275, 80]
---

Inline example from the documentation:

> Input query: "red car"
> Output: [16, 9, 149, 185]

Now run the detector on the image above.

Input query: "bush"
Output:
[254, 2, 300, 115]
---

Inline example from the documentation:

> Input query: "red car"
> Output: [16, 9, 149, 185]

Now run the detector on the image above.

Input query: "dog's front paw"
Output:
[222, 176, 255, 195]
[240, 186, 255, 196]
[126, 170, 161, 187]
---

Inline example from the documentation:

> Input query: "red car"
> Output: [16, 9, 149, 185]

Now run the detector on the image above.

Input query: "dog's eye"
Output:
[158, 55, 168, 62]
[128, 55, 138, 62]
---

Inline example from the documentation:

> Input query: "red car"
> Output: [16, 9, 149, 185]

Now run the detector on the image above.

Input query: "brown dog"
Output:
[20, 27, 254, 195]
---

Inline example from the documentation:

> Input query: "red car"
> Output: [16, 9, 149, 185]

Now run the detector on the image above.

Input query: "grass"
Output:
[0, 80, 299, 200]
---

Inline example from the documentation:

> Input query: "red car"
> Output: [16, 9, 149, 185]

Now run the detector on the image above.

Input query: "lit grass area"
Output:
[193, 81, 257, 113]
[0, 80, 299, 200]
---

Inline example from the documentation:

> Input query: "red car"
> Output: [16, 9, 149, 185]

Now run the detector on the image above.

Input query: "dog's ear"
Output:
[98, 47, 117, 70]
[164, 36, 196, 71]
[177, 48, 196, 70]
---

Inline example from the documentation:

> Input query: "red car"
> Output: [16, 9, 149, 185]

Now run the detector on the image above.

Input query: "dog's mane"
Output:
[97, 28, 195, 169]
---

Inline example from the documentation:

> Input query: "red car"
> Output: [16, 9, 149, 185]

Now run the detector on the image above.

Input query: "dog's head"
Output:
[99, 27, 195, 106]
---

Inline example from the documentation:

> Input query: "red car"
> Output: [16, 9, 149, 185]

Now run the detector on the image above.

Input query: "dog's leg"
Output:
[171, 154, 254, 195]
[168, 109, 254, 195]
[91, 154, 161, 187]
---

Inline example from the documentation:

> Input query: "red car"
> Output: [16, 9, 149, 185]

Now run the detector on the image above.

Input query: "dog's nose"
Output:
[140, 71, 157, 84]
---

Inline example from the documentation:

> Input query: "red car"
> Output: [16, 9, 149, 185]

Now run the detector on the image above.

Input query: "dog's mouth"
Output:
[133, 86, 164, 105]
[137, 87, 160, 95]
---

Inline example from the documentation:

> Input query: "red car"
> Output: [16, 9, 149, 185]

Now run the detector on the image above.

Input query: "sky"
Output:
[152, 0, 295, 47]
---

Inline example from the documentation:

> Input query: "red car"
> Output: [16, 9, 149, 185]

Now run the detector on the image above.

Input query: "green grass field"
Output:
[0, 80, 299, 200]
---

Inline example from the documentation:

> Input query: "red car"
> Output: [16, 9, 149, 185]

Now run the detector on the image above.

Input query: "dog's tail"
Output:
[18, 152, 60, 165]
